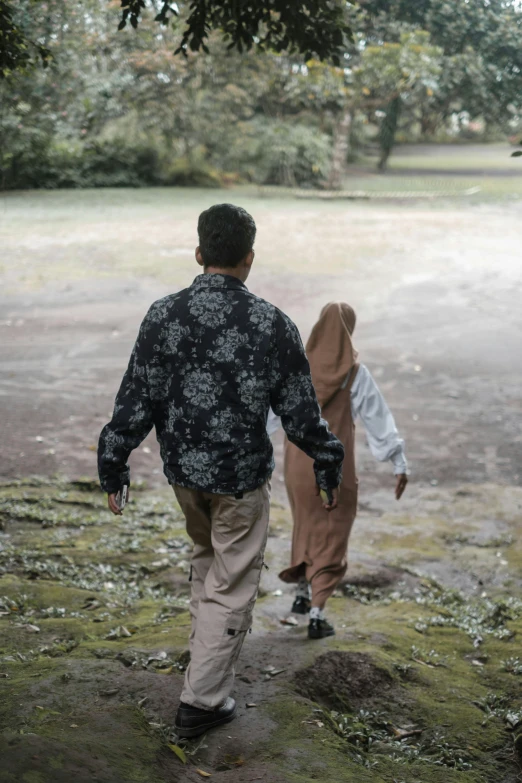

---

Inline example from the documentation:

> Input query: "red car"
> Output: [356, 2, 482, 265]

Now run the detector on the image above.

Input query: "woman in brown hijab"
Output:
[268, 302, 408, 639]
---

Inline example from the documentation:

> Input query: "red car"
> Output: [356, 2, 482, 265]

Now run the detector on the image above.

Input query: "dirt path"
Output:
[1, 190, 522, 781]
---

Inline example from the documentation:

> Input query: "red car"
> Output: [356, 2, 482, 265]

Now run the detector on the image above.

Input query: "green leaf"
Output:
[511, 150, 522, 157]
[168, 744, 187, 764]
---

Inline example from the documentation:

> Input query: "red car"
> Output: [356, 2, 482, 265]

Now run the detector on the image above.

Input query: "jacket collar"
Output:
[191, 273, 247, 292]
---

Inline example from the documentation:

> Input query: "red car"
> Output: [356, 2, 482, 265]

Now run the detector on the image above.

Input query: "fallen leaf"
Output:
[82, 598, 101, 611]
[70, 724, 78, 728]
[246, 703, 257, 708]
[196, 770, 212, 778]
[505, 712, 522, 729]
[35, 705, 44, 710]
[168, 744, 187, 764]
[105, 625, 135, 640]
[392, 727, 423, 740]
[100, 688, 119, 696]
[155, 666, 173, 675]
[280, 616, 298, 626]
[222, 755, 244, 768]
[146, 651, 167, 666]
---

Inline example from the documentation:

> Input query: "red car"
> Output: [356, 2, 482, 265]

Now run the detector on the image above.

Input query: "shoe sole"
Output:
[175, 708, 237, 738]
[308, 629, 336, 640]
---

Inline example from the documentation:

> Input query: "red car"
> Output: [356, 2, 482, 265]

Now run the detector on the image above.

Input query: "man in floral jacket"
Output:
[98, 203, 344, 737]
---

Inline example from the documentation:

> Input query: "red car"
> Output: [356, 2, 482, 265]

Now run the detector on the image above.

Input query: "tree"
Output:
[355, 31, 442, 170]
[0, 0, 352, 78]
[359, 0, 522, 136]
[282, 29, 442, 187]
[0, 0, 51, 77]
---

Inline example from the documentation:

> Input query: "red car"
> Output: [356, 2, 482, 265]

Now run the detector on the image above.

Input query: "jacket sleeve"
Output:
[350, 364, 408, 475]
[98, 315, 154, 493]
[268, 310, 344, 489]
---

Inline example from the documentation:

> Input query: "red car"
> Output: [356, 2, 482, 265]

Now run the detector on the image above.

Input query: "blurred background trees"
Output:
[1, 0, 521, 190]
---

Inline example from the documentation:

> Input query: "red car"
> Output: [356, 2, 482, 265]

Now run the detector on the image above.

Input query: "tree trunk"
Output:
[378, 95, 401, 172]
[326, 107, 352, 190]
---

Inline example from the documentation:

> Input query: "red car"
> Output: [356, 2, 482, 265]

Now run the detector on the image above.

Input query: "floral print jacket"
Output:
[98, 274, 344, 495]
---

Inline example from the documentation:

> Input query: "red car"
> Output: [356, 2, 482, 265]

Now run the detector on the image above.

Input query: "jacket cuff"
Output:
[315, 466, 342, 490]
[100, 468, 130, 494]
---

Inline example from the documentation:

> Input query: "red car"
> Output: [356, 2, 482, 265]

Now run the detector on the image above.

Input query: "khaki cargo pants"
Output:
[173, 482, 271, 710]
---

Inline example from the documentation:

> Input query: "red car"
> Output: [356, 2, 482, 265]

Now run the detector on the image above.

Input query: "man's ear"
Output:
[195, 247, 204, 267]
[245, 249, 255, 269]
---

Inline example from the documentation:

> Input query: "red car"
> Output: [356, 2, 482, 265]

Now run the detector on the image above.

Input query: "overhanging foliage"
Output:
[0, 0, 352, 78]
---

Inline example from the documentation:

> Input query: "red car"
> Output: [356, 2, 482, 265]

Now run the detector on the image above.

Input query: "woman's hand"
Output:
[395, 474, 408, 500]
[316, 485, 339, 512]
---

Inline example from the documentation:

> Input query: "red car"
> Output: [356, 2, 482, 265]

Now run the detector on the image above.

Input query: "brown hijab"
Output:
[306, 302, 358, 409]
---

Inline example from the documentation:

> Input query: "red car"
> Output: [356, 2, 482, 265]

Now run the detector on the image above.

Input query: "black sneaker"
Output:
[291, 596, 311, 615]
[308, 618, 335, 640]
[174, 697, 237, 738]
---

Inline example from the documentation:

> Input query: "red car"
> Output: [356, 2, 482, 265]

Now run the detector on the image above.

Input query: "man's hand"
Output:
[395, 474, 408, 500]
[316, 485, 339, 512]
[107, 491, 128, 516]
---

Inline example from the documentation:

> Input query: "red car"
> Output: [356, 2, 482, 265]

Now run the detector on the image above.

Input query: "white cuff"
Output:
[391, 449, 408, 476]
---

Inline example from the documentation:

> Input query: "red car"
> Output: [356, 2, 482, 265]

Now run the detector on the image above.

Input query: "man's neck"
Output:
[204, 266, 246, 282]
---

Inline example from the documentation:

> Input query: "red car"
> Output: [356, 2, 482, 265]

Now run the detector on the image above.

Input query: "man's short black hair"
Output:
[197, 203, 256, 269]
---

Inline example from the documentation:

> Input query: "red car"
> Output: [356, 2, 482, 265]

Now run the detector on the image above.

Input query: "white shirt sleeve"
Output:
[266, 408, 282, 436]
[350, 364, 408, 475]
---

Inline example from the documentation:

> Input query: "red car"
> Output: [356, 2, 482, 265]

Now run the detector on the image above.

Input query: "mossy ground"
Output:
[1, 479, 522, 782]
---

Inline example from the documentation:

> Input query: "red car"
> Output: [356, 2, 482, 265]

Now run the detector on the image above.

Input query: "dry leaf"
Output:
[146, 651, 167, 665]
[280, 616, 298, 626]
[222, 755, 244, 768]
[246, 703, 257, 708]
[196, 770, 212, 778]
[155, 665, 173, 675]
[70, 724, 78, 728]
[168, 744, 187, 764]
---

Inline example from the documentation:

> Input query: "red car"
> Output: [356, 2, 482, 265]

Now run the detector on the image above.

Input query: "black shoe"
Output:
[175, 697, 237, 738]
[308, 618, 335, 640]
[291, 596, 311, 615]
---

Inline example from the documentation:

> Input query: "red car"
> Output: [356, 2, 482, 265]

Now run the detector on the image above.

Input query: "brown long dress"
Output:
[279, 302, 359, 608]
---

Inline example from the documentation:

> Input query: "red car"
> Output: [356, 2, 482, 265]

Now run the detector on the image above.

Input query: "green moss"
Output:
[2, 480, 522, 782]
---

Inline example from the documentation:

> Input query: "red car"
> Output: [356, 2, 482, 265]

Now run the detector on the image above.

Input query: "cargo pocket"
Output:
[211, 607, 253, 692]
[224, 607, 253, 637]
